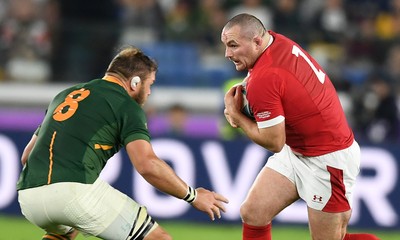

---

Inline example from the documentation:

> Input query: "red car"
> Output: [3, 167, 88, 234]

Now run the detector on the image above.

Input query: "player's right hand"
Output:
[191, 187, 229, 221]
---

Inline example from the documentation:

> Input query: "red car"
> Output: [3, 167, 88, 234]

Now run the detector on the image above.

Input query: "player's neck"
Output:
[262, 34, 274, 53]
[103, 74, 129, 92]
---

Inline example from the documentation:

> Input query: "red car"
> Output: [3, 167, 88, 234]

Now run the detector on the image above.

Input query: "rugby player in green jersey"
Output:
[17, 46, 229, 240]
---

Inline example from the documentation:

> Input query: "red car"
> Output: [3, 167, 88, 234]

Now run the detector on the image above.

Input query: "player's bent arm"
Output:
[126, 140, 229, 220]
[224, 86, 285, 152]
[21, 134, 38, 165]
[126, 139, 188, 199]
[239, 118, 286, 153]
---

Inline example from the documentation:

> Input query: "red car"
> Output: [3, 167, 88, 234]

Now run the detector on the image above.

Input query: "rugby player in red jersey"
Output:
[222, 13, 379, 240]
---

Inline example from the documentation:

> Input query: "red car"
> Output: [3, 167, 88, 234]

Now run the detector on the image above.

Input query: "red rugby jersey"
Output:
[246, 31, 353, 156]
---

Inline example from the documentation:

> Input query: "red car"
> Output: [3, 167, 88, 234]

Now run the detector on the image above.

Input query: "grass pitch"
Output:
[1, 215, 398, 240]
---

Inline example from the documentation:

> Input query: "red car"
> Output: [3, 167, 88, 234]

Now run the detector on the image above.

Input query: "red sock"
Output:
[243, 223, 272, 240]
[344, 233, 380, 240]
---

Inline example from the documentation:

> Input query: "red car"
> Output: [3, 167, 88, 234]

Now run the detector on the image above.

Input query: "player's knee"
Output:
[143, 228, 172, 240]
[240, 201, 258, 223]
[154, 229, 172, 240]
[160, 233, 173, 240]
[240, 200, 275, 226]
[146, 233, 172, 240]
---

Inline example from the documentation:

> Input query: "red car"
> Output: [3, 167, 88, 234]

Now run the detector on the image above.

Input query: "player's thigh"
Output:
[308, 207, 351, 240]
[64, 178, 159, 240]
[241, 166, 299, 225]
[294, 141, 360, 212]
[18, 184, 78, 235]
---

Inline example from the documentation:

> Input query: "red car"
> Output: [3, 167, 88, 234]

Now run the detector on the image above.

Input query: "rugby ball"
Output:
[235, 82, 254, 120]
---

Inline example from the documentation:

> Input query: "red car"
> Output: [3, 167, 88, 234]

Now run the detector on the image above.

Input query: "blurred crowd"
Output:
[1, 0, 400, 143]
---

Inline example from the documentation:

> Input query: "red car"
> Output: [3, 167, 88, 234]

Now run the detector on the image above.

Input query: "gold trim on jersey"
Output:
[103, 75, 124, 87]
[94, 144, 113, 150]
[48, 131, 57, 184]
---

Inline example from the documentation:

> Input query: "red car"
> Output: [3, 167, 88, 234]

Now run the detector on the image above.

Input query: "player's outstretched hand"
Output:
[191, 187, 229, 221]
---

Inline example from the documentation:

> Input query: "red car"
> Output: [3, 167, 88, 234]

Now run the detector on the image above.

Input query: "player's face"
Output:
[221, 25, 259, 71]
[134, 71, 156, 106]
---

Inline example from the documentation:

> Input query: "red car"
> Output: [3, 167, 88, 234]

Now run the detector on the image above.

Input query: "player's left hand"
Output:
[224, 108, 238, 128]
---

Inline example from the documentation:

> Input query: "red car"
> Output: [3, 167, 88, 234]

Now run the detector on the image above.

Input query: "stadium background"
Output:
[1, 0, 400, 238]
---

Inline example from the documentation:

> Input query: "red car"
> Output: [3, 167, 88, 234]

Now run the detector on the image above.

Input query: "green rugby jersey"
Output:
[17, 78, 150, 190]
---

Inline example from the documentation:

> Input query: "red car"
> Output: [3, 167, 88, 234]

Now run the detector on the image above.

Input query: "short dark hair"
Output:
[106, 46, 158, 81]
[224, 13, 266, 39]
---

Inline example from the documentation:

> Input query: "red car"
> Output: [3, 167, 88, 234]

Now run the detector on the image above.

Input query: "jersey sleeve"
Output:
[34, 109, 48, 135]
[248, 70, 285, 128]
[119, 100, 151, 146]
[34, 124, 41, 136]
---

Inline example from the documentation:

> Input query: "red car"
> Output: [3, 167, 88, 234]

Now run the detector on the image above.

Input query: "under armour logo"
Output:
[312, 195, 323, 202]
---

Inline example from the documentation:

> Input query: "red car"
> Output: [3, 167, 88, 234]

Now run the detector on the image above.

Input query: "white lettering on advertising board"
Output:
[0, 135, 398, 227]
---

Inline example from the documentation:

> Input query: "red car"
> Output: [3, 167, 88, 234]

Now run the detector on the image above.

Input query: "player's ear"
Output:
[254, 35, 263, 48]
[130, 76, 141, 90]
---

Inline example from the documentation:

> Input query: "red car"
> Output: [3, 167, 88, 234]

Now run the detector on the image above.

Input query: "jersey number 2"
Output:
[292, 45, 326, 84]
[53, 88, 91, 122]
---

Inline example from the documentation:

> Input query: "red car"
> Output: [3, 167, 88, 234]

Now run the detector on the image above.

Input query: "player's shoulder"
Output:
[251, 60, 288, 83]
[269, 30, 296, 45]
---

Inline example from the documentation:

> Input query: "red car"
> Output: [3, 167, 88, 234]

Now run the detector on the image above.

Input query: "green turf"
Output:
[1, 215, 399, 240]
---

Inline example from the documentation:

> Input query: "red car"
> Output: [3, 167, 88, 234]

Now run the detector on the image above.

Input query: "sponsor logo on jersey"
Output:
[256, 111, 271, 119]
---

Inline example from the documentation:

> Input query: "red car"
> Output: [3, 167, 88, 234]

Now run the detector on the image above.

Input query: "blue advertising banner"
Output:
[0, 130, 399, 229]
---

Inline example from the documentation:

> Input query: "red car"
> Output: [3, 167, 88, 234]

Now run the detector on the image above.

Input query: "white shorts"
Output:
[18, 178, 158, 239]
[266, 141, 361, 212]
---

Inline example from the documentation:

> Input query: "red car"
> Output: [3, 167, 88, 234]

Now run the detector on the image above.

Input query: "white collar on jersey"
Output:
[262, 35, 274, 53]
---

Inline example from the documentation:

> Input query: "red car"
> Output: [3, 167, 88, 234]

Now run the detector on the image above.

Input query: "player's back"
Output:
[17, 79, 143, 189]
